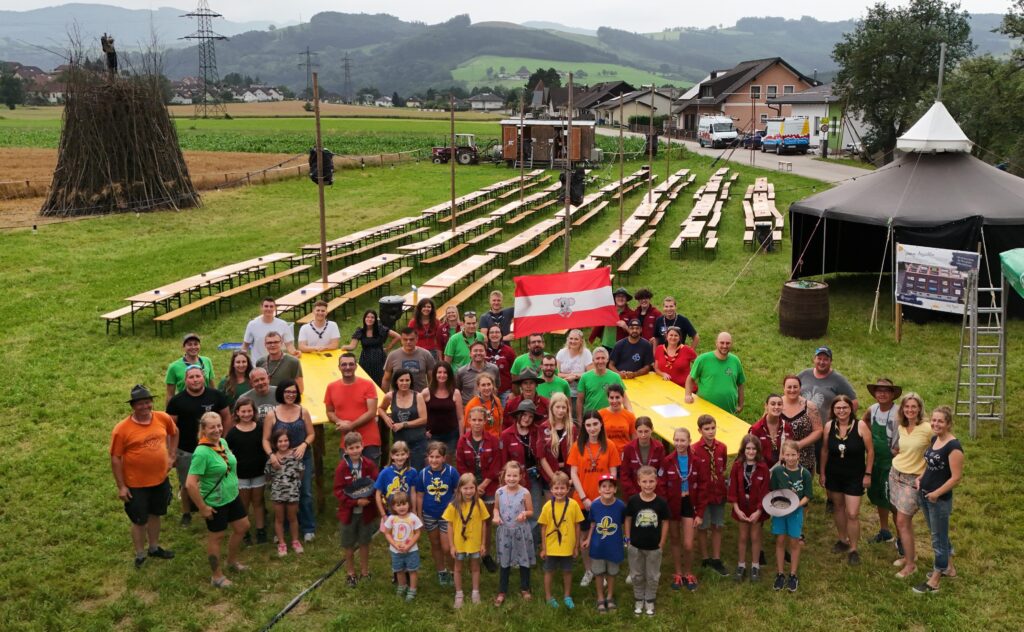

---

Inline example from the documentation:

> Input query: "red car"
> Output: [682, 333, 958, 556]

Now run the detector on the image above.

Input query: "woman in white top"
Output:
[297, 301, 341, 353]
[555, 329, 593, 402]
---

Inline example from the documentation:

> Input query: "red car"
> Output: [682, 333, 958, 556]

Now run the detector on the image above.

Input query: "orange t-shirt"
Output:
[324, 378, 380, 448]
[599, 407, 636, 455]
[109, 411, 178, 488]
[464, 395, 503, 438]
[567, 441, 621, 503]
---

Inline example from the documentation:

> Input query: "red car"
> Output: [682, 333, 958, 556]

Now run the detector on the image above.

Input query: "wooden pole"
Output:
[562, 73, 574, 273]
[647, 84, 654, 203]
[450, 94, 457, 233]
[895, 304, 903, 343]
[519, 92, 525, 207]
[313, 72, 328, 283]
[618, 99, 624, 235]
[666, 115, 671, 183]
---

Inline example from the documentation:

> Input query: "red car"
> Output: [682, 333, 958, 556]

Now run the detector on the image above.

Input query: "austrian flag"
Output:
[512, 267, 619, 338]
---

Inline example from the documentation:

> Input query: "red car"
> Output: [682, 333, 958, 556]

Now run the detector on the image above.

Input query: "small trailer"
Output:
[499, 119, 597, 168]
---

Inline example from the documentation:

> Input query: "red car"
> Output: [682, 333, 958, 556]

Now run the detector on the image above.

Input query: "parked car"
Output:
[740, 131, 764, 149]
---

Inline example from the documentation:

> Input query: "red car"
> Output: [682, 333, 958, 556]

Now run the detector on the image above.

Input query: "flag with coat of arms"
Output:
[512, 267, 618, 338]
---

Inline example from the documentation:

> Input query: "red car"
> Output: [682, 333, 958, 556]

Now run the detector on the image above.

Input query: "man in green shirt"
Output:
[443, 311, 484, 371]
[576, 347, 629, 420]
[536, 354, 571, 400]
[684, 331, 745, 414]
[165, 332, 214, 401]
[510, 333, 546, 378]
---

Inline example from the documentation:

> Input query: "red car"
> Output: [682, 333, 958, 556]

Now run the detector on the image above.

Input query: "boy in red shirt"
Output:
[333, 431, 380, 586]
[691, 414, 729, 577]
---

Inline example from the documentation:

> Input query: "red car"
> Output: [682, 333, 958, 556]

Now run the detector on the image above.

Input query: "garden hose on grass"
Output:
[258, 559, 344, 631]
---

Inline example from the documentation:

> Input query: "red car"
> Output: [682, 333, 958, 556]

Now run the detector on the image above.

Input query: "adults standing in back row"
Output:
[685, 332, 745, 414]
[165, 333, 214, 401]
[242, 297, 298, 364]
[110, 385, 177, 568]
[444, 311, 485, 372]
[257, 332, 303, 390]
[798, 347, 858, 419]
[479, 290, 515, 342]
[382, 328, 436, 391]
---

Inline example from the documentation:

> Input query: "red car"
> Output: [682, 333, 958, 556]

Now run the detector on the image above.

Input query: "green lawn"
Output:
[452, 55, 692, 90]
[2, 150, 1021, 631]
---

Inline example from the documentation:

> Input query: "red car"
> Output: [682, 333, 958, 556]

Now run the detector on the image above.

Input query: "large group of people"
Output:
[110, 287, 965, 608]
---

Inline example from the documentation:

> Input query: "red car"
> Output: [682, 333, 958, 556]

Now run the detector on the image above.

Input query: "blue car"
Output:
[740, 131, 764, 149]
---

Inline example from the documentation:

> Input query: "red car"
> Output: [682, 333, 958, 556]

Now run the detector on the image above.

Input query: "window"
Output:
[759, 113, 768, 124]
[750, 85, 761, 100]
[701, 86, 713, 98]
[783, 85, 795, 95]
[813, 117, 820, 134]
[767, 85, 777, 98]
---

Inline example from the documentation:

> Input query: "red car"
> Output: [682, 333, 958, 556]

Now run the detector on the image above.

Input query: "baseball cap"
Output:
[598, 474, 618, 486]
[182, 332, 201, 344]
[627, 318, 642, 327]
[814, 346, 832, 358]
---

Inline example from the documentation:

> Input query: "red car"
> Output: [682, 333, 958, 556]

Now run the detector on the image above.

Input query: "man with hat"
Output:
[862, 378, 902, 544]
[632, 288, 661, 342]
[164, 333, 214, 402]
[455, 340, 498, 401]
[500, 399, 545, 541]
[166, 365, 230, 526]
[503, 368, 549, 430]
[797, 346, 858, 419]
[110, 385, 178, 568]
[589, 287, 635, 351]
[609, 319, 654, 379]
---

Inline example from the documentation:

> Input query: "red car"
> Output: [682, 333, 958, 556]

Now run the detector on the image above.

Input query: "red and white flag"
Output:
[513, 267, 618, 338]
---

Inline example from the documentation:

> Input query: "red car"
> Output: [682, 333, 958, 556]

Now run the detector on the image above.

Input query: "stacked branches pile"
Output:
[41, 65, 199, 217]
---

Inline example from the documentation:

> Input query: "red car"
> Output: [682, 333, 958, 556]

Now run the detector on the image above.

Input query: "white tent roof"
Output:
[897, 101, 973, 153]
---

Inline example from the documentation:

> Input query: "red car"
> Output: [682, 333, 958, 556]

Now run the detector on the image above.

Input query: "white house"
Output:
[405, 97, 422, 108]
[594, 89, 675, 126]
[467, 92, 504, 112]
[374, 95, 393, 107]
[170, 93, 193, 105]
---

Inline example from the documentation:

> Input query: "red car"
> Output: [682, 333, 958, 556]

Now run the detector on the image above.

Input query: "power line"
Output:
[297, 47, 319, 102]
[181, 0, 228, 119]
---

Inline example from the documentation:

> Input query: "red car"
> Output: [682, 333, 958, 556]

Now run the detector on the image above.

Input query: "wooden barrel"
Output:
[779, 281, 829, 339]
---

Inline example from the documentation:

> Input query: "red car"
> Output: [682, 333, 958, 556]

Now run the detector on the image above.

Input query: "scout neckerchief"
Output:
[469, 434, 485, 481]
[392, 464, 410, 492]
[585, 441, 602, 472]
[456, 496, 477, 541]
[743, 462, 755, 495]
[765, 418, 782, 461]
[197, 438, 230, 501]
[834, 420, 853, 458]
[481, 397, 500, 434]
[703, 440, 720, 483]
[309, 321, 329, 339]
[345, 455, 361, 480]
[518, 427, 534, 465]
[549, 497, 571, 545]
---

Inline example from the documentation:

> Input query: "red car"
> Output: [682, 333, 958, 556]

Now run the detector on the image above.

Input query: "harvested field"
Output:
[167, 102, 503, 119]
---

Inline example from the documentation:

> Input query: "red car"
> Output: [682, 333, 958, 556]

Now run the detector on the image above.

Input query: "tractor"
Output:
[432, 133, 479, 165]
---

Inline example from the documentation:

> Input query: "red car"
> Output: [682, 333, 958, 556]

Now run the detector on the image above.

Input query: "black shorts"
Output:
[205, 495, 248, 533]
[825, 472, 867, 497]
[123, 478, 172, 526]
[680, 495, 695, 519]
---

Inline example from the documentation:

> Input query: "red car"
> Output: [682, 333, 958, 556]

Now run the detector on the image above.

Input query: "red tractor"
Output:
[432, 133, 479, 165]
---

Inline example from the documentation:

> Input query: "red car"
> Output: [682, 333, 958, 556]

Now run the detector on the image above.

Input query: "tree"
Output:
[832, 0, 973, 163]
[485, 66, 494, 79]
[0, 68, 25, 110]
[391, 91, 404, 107]
[526, 67, 561, 91]
[1001, 0, 1024, 64]
[275, 85, 295, 99]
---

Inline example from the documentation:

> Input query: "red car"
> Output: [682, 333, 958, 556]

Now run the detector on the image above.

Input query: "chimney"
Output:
[813, 68, 818, 82]
[709, 71, 718, 80]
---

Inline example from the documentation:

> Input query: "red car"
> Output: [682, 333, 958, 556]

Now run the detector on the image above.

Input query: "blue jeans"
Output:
[918, 490, 952, 572]
[298, 449, 315, 535]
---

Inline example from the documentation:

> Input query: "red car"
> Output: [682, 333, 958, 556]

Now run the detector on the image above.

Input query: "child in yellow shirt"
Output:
[442, 472, 490, 609]
[537, 471, 584, 609]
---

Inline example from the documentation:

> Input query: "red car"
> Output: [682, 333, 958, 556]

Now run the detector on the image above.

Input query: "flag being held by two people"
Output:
[512, 267, 619, 338]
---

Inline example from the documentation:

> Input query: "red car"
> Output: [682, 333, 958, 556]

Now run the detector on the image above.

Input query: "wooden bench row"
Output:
[296, 266, 413, 325]
[439, 269, 505, 314]
[510, 229, 565, 270]
[326, 227, 427, 265]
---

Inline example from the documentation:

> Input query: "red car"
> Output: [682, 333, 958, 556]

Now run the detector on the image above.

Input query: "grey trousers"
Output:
[627, 545, 662, 601]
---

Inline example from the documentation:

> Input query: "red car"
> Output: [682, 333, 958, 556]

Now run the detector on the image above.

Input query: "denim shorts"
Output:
[421, 515, 449, 533]
[390, 549, 421, 572]
[698, 502, 725, 529]
[455, 551, 481, 561]
[237, 475, 266, 490]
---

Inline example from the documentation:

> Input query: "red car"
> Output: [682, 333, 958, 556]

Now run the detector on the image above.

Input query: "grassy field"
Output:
[2, 150, 1021, 631]
[0, 103, 505, 121]
[452, 55, 692, 90]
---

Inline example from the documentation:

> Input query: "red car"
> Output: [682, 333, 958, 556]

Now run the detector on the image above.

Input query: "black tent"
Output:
[789, 103, 1024, 312]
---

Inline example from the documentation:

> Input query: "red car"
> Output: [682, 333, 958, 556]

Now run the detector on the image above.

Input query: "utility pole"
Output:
[518, 92, 525, 207]
[181, 0, 228, 119]
[647, 84, 654, 203]
[562, 73, 574, 273]
[450, 94, 457, 233]
[342, 54, 353, 104]
[297, 47, 319, 101]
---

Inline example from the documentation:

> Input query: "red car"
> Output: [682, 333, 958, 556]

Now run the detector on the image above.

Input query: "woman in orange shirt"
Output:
[462, 373, 503, 438]
[599, 383, 635, 455]
[567, 409, 621, 586]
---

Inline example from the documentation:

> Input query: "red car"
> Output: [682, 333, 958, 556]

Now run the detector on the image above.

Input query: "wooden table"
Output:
[488, 219, 560, 257]
[275, 281, 338, 314]
[680, 221, 706, 241]
[126, 252, 294, 309]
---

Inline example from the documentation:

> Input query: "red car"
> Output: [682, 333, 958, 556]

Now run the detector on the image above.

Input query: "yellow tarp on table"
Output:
[300, 351, 385, 425]
[625, 374, 751, 454]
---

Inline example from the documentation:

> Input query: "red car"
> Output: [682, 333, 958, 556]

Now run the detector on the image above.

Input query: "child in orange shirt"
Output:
[599, 384, 636, 454]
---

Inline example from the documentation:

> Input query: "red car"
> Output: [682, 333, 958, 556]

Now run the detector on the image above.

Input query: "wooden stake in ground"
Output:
[562, 73, 574, 273]
[313, 72, 328, 283]
[648, 83, 654, 203]
[41, 66, 198, 217]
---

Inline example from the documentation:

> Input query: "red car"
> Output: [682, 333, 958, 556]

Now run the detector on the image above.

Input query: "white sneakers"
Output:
[580, 570, 594, 587]
[633, 600, 644, 615]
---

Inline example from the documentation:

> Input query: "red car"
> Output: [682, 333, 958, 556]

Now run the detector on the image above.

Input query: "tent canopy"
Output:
[896, 101, 973, 153]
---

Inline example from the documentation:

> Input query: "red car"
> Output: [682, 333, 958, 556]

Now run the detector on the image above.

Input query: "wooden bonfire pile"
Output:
[40, 66, 199, 217]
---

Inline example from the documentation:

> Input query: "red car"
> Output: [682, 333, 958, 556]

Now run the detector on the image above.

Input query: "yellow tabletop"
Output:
[299, 351, 386, 425]
[625, 373, 751, 454]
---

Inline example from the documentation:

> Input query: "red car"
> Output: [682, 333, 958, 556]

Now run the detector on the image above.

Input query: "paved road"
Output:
[596, 127, 871, 184]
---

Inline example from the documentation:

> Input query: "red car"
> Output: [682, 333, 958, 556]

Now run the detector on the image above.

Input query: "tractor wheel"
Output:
[456, 150, 474, 165]
[432, 157, 444, 164]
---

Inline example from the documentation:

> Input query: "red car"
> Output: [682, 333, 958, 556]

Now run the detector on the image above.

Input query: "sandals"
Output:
[494, 593, 506, 607]
[596, 601, 607, 613]
[211, 576, 233, 588]
[520, 591, 532, 601]
[896, 566, 917, 579]
[228, 562, 249, 572]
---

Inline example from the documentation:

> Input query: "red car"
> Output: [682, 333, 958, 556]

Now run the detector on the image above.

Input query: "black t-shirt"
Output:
[166, 387, 229, 453]
[480, 307, 515, 336]
[226, 424, 268, 479]
[610, 337, 654, 372]
[653, 314, 697, 346]
[920, 438, 964, 500]
[625, 494, 670, 550]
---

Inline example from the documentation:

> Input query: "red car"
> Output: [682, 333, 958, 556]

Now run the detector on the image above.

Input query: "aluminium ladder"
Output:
[954, 271, 1007, 438]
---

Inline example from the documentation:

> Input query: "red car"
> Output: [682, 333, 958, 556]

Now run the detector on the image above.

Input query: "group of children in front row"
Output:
[331, 408, 813, 614]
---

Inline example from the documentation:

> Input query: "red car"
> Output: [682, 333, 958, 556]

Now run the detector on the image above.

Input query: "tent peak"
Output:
[897, 101, 972, 153]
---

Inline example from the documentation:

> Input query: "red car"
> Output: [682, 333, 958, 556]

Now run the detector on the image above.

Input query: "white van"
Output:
[697, 116, 738, 149]
[761, 117, 811, 155]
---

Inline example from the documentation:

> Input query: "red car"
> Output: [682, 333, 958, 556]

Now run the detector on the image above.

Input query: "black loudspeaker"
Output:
[308, 148, 335, 185]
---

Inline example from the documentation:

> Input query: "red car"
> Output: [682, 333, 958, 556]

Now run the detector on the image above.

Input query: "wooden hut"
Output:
[499, 119, 596, 168]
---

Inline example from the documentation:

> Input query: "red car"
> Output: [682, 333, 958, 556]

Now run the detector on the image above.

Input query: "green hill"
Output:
[452, 55, 691, 90]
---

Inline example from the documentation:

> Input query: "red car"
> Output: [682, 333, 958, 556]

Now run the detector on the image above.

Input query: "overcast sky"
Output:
[3, 0, 1012, 29]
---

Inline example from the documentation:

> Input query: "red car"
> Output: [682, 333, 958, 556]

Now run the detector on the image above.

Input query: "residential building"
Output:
[467, 92, 505, 112]
[594, 89, 674, 127]
[572, 80, 636, 119]
[673, 57, 819, 135]
[767, 82, 871, 151]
